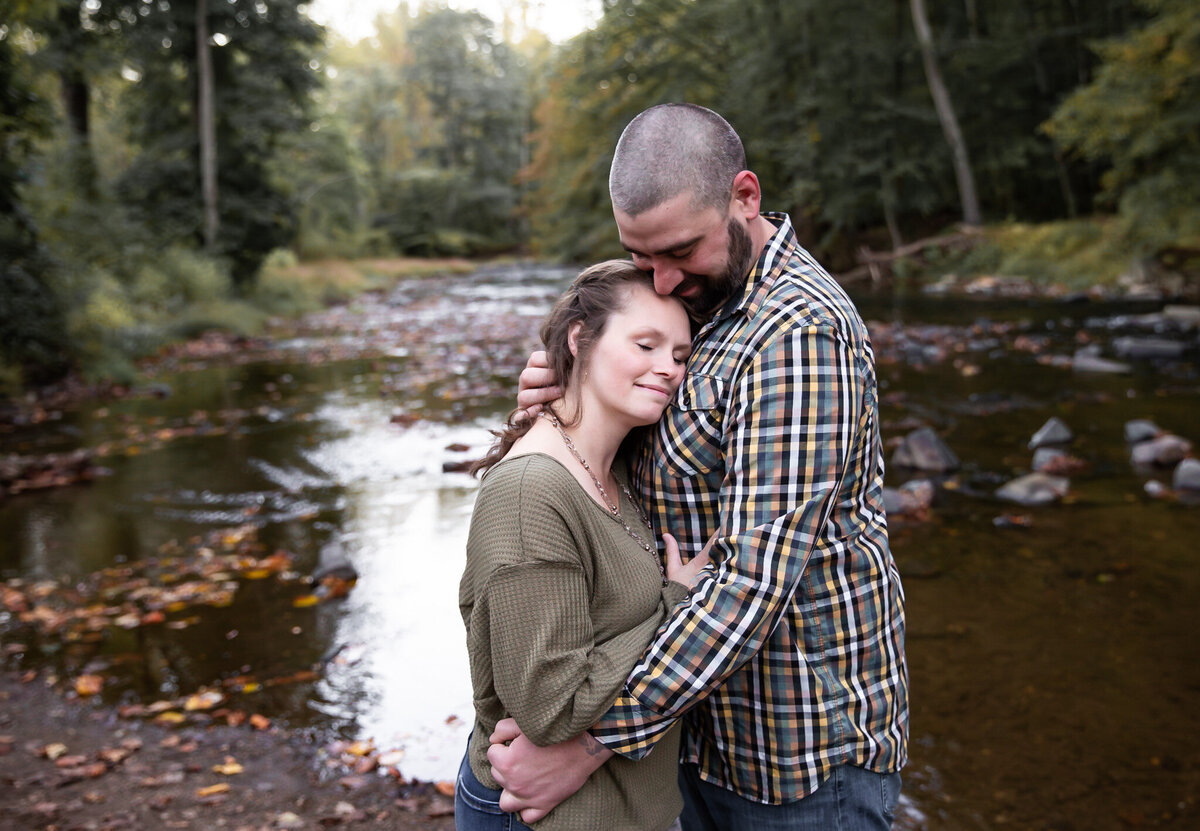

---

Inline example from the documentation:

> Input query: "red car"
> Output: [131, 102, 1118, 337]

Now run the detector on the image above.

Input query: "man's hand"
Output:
[487, 718, 611, 823]
[516, 350, 562, 419]
[664, 533, 714, 588]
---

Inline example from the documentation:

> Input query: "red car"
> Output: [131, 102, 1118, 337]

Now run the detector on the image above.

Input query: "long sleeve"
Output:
[483, 558, 684, 745]
[460, 454, 689, 749]
[593, 323, 865, 757]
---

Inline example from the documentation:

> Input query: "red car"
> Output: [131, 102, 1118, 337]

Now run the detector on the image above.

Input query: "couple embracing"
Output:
[456, 104, 909, 831]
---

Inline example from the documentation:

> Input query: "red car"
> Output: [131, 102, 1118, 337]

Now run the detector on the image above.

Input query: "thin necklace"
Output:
[539, 411, 666, 583]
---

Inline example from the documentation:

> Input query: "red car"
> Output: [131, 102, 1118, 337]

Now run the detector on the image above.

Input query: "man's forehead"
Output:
[615, 199, 723, 251]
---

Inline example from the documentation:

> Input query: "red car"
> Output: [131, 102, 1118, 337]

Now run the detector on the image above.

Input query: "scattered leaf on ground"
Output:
[184, 690, 224, 711]
[74, 674, 104, 696]
[41, 742, 69, 760]
[212, 756, 244, 775]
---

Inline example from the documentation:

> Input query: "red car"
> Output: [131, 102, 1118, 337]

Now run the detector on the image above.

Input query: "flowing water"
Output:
[2, 264, 1197, 829]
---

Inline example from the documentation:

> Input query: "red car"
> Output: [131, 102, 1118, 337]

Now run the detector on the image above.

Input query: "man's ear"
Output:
[729, 170, 762, 220]
[567, 321, 582, 357]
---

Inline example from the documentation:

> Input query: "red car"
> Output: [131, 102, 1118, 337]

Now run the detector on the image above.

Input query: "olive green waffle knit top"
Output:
[459, 453, 687, 831]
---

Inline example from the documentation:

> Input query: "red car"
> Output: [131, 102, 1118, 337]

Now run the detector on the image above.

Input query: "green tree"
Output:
[342, 6, 531, 255]
[523, 0, 729, 262]
[0, 14, 69, 386]
[114, 0, 324, 284]
[1045, 0, 1200, 254]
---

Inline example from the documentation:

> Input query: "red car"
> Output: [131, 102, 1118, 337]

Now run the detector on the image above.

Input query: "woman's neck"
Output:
[549, 397, 627, 479]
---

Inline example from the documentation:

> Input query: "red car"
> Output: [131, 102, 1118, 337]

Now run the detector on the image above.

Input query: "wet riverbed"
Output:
[2, 264, 1198, 829]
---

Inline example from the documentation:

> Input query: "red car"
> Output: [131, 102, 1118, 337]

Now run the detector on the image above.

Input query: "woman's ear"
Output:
[567, 321, 582, 357]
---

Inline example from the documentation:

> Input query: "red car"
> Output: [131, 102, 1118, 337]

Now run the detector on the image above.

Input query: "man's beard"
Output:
[686, 216, 755, 321]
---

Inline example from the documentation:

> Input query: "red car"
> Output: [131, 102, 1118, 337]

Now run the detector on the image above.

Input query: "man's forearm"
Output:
[488, 720, 612, 821]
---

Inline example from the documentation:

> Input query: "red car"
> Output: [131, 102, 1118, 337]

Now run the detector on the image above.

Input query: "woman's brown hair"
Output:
[471, 260, 660, 476]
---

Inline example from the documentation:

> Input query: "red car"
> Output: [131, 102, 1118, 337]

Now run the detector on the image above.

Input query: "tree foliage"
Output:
[0, 12, 69, 385]
[522, 0, 1144, 264]
[328, 5, 534, 256]
[1044, 0, 1200, 252]
[1, 0, 1195, 388]
[114, 0, 324, 284]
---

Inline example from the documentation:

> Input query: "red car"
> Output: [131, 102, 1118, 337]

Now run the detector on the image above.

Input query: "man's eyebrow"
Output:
[622, 234, 705, 257]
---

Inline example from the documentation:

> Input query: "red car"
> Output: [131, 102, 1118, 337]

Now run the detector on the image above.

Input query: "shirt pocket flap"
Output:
[675, 374, 725, 413]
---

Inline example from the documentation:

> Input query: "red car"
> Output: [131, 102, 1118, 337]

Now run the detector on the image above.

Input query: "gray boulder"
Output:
[1112, 337, 1186, 360]
[883, 479, 935, 517]
[1032, 447, 1064, 472]
[1029, 417, 1073, 449]
[891, 427, 960, 472]
[1131, 434, 1193, 467]
[1072, 349, 1131, 374]
[1163, 305, 1200, 328]
[1173, 458, 1200, 492]
[996, 473, 1070, 506]
[1124, 419, 1161, 444]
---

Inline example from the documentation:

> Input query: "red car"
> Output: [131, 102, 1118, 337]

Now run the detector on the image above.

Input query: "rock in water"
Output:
[314, 540, 359, 582]
[884, 479, 936, 518]
[1029, 417, 1073, 449]
[996, 473, 1070, 506]
[1131, 434, 1192, 467]
[1112, 337, 1186, 360]
[1163, 305, 1200, 328]
[1072, 350, 1131, 374]
[1174, 458, 1200, 492]
[1032, 447, 1065, 472]
[891, 427, 960, 472]
[1124, 419, 1161, 444]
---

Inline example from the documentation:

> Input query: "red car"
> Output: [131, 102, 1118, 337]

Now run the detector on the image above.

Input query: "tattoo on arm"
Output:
[580, 734, 606, 757]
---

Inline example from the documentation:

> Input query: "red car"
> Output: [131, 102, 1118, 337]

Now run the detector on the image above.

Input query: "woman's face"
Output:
[578, 282, 692, 428]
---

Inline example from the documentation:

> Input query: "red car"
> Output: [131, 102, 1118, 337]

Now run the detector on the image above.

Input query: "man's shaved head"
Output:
[609, 103, 746, 217]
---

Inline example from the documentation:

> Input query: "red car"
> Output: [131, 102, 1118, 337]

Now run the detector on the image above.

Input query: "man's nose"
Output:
[652, 263, 685, 296]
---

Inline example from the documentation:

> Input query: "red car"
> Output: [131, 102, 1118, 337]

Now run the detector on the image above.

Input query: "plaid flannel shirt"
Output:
[593, 213, 908, 803]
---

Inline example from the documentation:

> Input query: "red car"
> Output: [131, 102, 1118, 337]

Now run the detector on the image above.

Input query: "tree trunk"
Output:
[910, 0, 982, 226]
[882, 186, 904, 251]
[196, 0, 219, 251]
[56, 3, 96, 194]
[1021, 2, 1078, 218]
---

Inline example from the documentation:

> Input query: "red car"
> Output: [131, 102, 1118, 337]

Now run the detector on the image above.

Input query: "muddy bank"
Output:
[0, 669, 456, 831]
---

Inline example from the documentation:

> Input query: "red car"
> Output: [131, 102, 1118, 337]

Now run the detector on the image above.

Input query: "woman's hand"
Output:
[516, 350, 563, 419]
[663, 533, 713, 588]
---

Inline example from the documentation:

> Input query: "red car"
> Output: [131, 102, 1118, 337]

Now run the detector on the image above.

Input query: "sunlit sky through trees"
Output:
[306, 0, 599, 43]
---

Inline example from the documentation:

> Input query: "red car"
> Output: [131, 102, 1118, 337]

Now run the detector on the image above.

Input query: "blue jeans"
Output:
[454, 749, 536, 831]
[678, 763, 901, 831]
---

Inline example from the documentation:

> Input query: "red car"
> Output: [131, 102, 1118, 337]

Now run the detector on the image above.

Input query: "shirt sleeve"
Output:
[480, 503, 689, 748]
[592, 323, 864, 757]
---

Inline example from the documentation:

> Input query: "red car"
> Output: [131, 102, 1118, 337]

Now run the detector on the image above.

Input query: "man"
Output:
[491, 103, 908, 829]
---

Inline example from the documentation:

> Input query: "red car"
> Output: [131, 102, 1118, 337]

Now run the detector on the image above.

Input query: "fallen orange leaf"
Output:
[75, 675, 104, 697]
[212, 757, 243, 776]
[185, 690, 224, 711]
[42, 743, 68, 760]
[435, 781, 455, 797]
[249, 714, 271, 730]
[195, 783, 231, 797]
[292, 594, 319, 608]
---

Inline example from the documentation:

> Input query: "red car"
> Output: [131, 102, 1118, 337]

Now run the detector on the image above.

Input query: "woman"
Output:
[455, 260, 707, 831]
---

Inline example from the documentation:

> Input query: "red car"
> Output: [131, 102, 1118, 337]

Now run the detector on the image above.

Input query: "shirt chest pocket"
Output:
[659, 374, 725, 477]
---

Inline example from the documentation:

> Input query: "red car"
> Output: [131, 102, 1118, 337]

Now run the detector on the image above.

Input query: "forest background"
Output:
[1, 0, 1197, 391]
